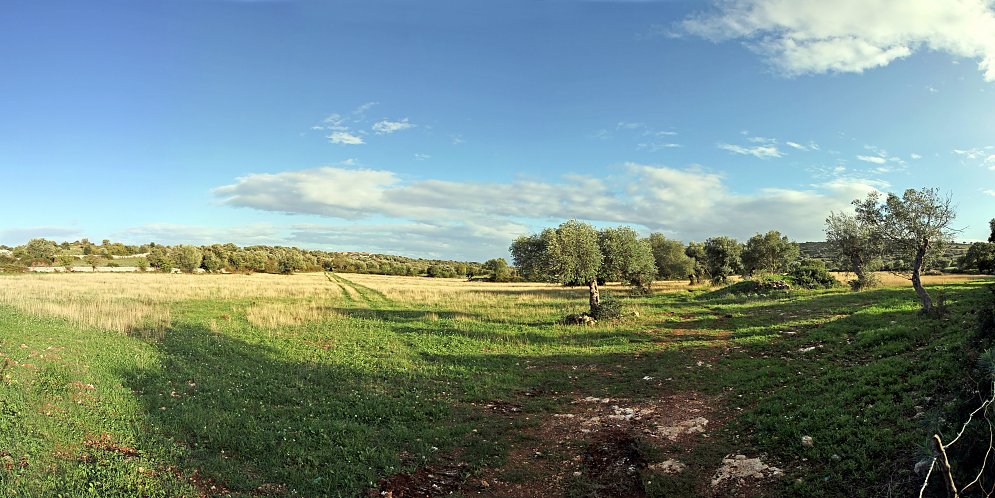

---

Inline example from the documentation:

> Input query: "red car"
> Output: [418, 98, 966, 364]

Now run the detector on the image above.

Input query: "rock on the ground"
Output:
[649, 459, 687, 474]
[656, 417, 709, 440]
[711, 455, 783, 488]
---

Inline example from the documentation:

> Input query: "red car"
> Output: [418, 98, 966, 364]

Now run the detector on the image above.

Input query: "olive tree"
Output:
[825, 211, 882, 289]
[546, 220, 603, 312]
[170, 245, 203, 273]
[509, 233, 551, 281]
[685, 241, 708, 284]
[703, 236, 743, 283]
[598, 227, 657, 292]
[647, 233, 695, 280]
[854, 188, 957, 313]
[741, 230, 799, 275]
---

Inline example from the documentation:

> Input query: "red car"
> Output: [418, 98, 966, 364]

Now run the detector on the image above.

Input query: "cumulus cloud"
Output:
[328, 131, 365, 145]
[372, 118, 414, 134]
[680, 0, 995, 81]
[718, 143, 784, 158]
[214, 163, 885, 251]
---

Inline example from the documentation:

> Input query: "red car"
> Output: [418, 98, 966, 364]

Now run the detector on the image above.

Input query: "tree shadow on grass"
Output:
[120, 321, 476, 497]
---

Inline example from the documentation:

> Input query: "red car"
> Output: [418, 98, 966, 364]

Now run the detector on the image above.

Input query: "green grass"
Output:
[0, 275, 991, 496]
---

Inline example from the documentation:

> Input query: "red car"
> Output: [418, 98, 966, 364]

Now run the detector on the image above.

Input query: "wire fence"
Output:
[920, 377, 995, 497]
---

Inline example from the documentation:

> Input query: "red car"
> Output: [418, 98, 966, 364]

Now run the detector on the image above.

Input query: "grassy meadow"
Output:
[0, 271, 992, 497]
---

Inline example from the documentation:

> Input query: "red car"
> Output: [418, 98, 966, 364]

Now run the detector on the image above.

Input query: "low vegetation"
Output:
[1, 271, 992, 497]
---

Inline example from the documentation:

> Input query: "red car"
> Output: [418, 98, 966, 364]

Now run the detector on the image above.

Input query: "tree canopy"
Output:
[741, 230, 799, 275]
[648, 234, 695, 281]
[854, 188, 957, 312]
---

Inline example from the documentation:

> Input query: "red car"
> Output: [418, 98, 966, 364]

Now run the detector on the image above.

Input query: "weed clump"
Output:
[787, 263, 842, 289]
[591, 295, 623, 321]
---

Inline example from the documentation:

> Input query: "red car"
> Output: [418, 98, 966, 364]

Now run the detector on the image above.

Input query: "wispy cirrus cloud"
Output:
[954, 146, 995, 169]
[328, 131, 365, 145]
[679, 0, 995, 81]
[372, 118, 414, 134]
[718, 143, 784, 158]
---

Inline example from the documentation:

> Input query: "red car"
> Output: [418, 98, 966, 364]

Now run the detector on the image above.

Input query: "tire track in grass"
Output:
[324, 272, 356, 306]
[328, 273, 389, 308]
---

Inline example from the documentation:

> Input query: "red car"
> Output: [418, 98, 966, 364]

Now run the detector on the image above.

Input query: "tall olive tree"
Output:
[854, 188, 957, 313]
[741, 230, 799, 275]
[685, 241, 708, 284]
[825, 211, 882, 289]
[545, 220, 603, 312]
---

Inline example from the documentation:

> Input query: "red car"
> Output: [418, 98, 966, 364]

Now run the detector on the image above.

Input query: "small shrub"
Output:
[591, 295, 623, 321]
[924, 269, 943, 276]
[788, 264, 842, 289]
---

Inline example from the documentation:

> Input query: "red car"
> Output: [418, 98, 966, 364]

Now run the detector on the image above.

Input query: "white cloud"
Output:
[718, 143, 784, 158]
[116, 223, 283, 247]
[680, 0, 995, 81]
[910, 153, 923, 160]
[414, 153, 431, 161]
[856, 155, 888, 164]
[214, 163, 886, 252]
[954, 146, 995, 168]
[983, 189, 995, 196]
[372, 118, 414, 134]
[328, 131, 365, 145]
[785, 141, 808, 151]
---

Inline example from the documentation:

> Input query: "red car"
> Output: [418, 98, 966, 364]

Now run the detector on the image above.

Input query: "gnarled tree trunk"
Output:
[912, 240, 933, 313]
[588, 279, 600, 314]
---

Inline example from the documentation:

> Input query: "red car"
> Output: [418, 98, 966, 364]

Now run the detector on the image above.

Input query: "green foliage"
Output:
[741, 230, 799, 275]
[590, 294, 623, 321]
[647, 233, 694, 280]
[545, 220, 602, 286]
[483, 258, 513, 282]
[990, 218, 995, 243]
[146, 247, 171, 272]
[787, 261, 843, 289]
[13, 238, 59, 264]
[685, 241, 708, 283]
[510, 234, 551, 281]
[597, 227, 656, 291]
[703, 274, 791, 298]
[169, 246, 203, 273]
[703, 236, 743, 283]
[961, 242, 995, 274]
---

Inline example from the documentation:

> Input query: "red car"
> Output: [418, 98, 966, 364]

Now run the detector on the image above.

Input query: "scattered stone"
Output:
[563, 314, 596, 326]
[798, 346, 817, 353]
[649, 459, 687, 474]
[801, 436, 814, 447]
[656, 417, 709, 440]
[581, 396, 611, 404]
[711, 455, 783, 488]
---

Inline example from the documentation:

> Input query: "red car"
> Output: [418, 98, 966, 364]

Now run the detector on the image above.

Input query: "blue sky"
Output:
[2, 0, 994, 260]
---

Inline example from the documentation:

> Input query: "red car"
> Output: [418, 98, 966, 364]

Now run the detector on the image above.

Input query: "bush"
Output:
[788, 264, 842, 289]
[591, 295, 623, 321]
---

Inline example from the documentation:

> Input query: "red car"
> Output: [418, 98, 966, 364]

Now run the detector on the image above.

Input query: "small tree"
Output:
[647, 233, 695, 281]
[854, 188, 958, 313]
[703, 236, 743, 283]
[741, 230, 799, 275]
[509, 233, 551, 281]
[685, 241, 708, 284]
[483, 258, 513, 282]
[170, 245, 203, 273]
[989, 218, 995, 243]
[962, 242, 995, 274]
[825, 211, 882, 289]
[147, 246, 171, 272]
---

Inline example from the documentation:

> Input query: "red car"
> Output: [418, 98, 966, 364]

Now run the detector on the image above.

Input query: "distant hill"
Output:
[799, 241, 973, 271]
